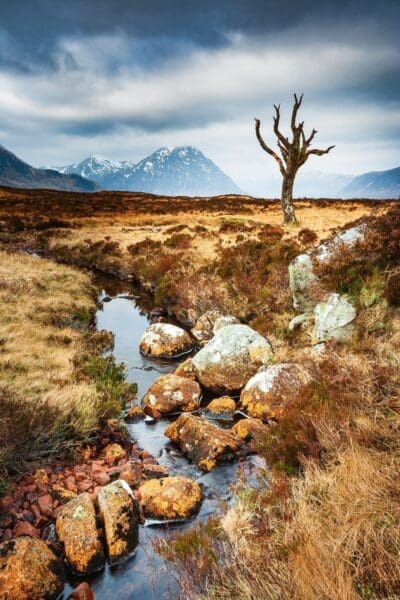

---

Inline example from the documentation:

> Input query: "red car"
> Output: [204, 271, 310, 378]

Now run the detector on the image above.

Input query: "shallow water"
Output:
[64, 275, 265, 599]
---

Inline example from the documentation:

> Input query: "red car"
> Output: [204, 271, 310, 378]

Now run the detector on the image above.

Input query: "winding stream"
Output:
[64, 275, 265, 599]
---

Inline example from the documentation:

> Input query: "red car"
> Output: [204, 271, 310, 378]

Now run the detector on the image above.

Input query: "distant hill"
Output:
[55, 146, 241, 196]
[340, 167, 400, 199]
[0, 145, 99, 192]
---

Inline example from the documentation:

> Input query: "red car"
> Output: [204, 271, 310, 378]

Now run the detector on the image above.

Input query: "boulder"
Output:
[0, 536, 65, 600]
[204, 396, 236, 420]
[142, 374, 201, 416]
[56, 493, 104, 575]
[192, 324, 273, 393]
[191, 310, 222, 343]
[139, 323, 193, 358]
[240, 363, 312, 420]
[288, 313, 314, 332]
[314, 293, 356, 342]
[165, 413, 243, 471]
[97, 480, 140, 565]
[289, 225, 365, 312]
[138, 476, 202, 520]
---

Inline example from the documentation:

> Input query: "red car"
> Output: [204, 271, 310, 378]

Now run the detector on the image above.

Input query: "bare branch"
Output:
[291, 93, 303, 132]
[254, 118, 285, 175]
[273, 104, 290, 149]
[307, 145, 335, 157]
[306, 128, 318, 146]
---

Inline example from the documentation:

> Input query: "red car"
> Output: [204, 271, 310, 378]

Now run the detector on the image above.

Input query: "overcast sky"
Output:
[0, 0, 399, 193]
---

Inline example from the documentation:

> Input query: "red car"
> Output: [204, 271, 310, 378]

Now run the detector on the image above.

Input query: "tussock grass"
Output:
[0, 250, 132, 476]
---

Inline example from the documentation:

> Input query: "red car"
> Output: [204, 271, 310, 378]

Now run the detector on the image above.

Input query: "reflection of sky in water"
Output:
[63, 278, 266, 599]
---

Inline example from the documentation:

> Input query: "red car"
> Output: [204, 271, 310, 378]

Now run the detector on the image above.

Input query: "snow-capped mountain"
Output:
[56, 154, 135, 187]
[340, 166, 400, 199]
[54, 146, 240, 196]
[0, 144, 99, 192]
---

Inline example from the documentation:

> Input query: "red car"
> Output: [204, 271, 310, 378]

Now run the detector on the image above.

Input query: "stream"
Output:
[64, 274, 265, 599]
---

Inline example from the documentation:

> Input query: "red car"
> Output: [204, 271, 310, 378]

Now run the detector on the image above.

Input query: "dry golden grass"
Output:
[0, 250, 131, 476]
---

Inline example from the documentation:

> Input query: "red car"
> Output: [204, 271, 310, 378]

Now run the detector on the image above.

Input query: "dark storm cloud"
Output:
[0, 0, 399, 186]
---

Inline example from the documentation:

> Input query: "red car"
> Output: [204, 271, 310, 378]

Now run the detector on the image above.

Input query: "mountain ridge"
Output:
[340, 166, 400, 199]
[0, 145, 99, 192]
[55, 146, 241, 196]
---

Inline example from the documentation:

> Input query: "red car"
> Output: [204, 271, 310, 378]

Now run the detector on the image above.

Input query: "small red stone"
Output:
[14, 521, 40, 537]
[37, 494, 53, 516]
[93, 472, 110, 486]
[0, 496, 14, 512]
[65, 476, 78, 493]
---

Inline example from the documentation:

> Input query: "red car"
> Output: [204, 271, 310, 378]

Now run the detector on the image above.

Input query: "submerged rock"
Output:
[240, 363, 312, 420]
[56, 493, 104, 575]
[142, 374, 201, 416]
[165, 413, 243, 471]
[314, 293, 356, 342]
[192, 324, 273, 393]
[204, 396, 236, 420]
[139, 323, 193, 358]
[0, 536, 65, 600]
[97, 479, 140, 565]
[138, 476, 202, 520]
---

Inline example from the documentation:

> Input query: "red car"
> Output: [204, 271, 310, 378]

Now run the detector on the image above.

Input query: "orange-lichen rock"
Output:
[138, 476, 202, 520]
[240, 363, 312, 420]
[56, 493, 104, 575]
[142, 374, 201, 415]
[0, 536, 65, 600]
[97, 479, 140, 565]
[231, 417, 269, 444]
[173, 358, 197, 380]
[101, 443, 126, 465]
[164, 413, 243, 471]
[204, 396, 236, 419]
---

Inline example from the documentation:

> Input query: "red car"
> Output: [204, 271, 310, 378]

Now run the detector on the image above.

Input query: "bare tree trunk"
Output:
[281, 173, 297, 224]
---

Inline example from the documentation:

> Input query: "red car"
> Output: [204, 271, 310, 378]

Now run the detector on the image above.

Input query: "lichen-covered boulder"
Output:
[204, 396, 236, 420]
[139, 323, 193, 358]
[142, 374, 201, 416]
[138, 476, 202, 520]
[191, 310, 222, 343]
[0, 537, 65, 600]
[231, 417, 269, 442]
[289, 225, 365, 312]
[165, 413, 243, 471]
[56, 493, 104, 575]
[192, 324, 273, 393]
[240, 364, 312, 420]
[97, 479, 140, 565]
[314, 293, 356, 342]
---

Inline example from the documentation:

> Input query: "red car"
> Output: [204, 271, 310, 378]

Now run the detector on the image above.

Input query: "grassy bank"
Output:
[0, 250, 134, 479]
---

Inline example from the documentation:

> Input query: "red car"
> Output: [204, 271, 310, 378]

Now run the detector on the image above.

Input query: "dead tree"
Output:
[255, 93, 335, 224]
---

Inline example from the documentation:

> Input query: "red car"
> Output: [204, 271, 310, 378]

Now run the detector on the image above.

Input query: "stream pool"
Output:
[63, 275, 265, 599]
